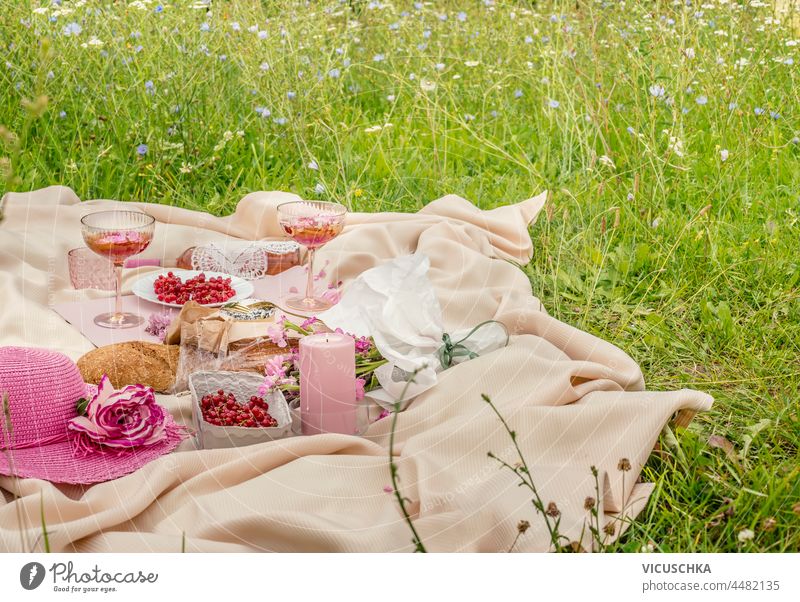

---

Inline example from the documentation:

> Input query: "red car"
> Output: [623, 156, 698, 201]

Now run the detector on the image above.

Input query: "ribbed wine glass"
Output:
[277, 200, 346, 312]
[81, 210, 155, 328]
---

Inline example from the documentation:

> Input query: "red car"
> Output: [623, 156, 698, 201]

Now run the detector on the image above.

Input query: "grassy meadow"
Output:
[1, 0, 799, 551]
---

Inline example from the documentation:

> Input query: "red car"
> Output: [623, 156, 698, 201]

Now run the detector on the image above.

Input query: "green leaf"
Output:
[75, 397, 89, 416]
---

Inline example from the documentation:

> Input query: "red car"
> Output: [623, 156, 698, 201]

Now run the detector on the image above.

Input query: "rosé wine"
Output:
[85, 230, 153, 264]
[281, 216, 344, 248]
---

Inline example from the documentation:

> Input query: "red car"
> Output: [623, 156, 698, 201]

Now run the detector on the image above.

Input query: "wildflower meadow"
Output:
[1, 0, 799, 552]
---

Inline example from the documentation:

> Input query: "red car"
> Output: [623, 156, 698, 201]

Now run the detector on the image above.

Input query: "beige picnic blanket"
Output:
[0, 186, 712, 552]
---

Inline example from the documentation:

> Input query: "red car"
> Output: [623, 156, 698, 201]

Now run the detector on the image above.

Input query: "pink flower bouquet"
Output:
[258, 316, 387, 405]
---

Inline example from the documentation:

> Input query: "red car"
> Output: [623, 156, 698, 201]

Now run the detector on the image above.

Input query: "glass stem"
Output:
[305, 248, 316, 302]
[114, 264, 123, 320]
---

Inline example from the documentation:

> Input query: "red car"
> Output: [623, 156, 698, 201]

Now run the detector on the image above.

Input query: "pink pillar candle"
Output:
[299, 332, 357, 435]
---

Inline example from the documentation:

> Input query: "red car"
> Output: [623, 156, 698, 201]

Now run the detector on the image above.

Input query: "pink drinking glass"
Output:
[80, 210, 155, 328]
[67, 247, 116, 290]
[277, 200, 346, 312]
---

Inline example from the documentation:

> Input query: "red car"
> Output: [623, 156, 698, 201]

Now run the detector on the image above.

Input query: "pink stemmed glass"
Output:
[80, 210, 155, 328]
[277, 200, 346, 312]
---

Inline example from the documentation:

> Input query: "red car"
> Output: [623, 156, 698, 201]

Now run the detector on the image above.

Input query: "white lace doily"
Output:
[191, 241, 299, 280]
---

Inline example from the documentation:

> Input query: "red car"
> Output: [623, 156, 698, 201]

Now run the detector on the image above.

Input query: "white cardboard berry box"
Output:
[188, 370, 292, 449]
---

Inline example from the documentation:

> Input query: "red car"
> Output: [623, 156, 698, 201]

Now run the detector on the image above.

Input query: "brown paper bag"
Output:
[169, 301, 289, 392]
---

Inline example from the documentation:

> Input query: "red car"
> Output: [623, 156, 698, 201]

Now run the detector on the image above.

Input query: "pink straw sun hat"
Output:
[0, 347, 186, 484]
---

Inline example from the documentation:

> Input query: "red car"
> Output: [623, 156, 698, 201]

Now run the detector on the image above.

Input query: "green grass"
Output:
[2, 0, 799, 552]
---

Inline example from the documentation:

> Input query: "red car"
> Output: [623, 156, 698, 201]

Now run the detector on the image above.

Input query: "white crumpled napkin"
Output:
[318, 253, 508, 409]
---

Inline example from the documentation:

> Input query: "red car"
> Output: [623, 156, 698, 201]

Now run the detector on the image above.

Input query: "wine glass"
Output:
[81, 210, 155, 328]
[277, 200, 346, 312]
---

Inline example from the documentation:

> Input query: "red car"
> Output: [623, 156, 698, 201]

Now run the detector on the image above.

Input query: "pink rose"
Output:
[68, 375, 171, 450]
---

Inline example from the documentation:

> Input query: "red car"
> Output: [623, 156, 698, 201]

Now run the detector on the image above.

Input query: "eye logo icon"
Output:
[20, 562, 46, 590]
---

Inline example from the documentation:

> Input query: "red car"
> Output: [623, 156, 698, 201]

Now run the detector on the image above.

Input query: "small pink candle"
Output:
[299, 332, 357, 435]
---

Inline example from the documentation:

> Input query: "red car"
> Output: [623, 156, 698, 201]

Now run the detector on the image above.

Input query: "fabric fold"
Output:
[0, 186, 711, 552]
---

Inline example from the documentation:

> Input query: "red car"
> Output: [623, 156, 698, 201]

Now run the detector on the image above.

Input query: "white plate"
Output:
[131, 269, 255, 308]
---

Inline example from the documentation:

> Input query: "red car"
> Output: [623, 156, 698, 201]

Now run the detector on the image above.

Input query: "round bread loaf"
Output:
[77, 342, 180, 393]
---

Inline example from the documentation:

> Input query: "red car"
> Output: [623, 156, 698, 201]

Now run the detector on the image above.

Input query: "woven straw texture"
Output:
[0, 346, 184, 484]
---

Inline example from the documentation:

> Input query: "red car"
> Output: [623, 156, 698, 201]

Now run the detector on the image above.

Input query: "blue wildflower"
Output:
[273, 117, 287, 125]
[287, 91, 296, 100]
[154, 4, 163, 13]
[63, 22, 82, 36]
[328, 68, 341, 78]
[754, 107, 764, 115]
[373, 54, 385, 62]
[728, 102, 737, 110]
[145, 80, 155, 95]
[696, 95, 708, 105]
[200, 22, 210, 32]
[514, 89, 523, 98]
[457, 12, 467, 22]
[548, 99, 560, 109]
[136, 144, 148, 157]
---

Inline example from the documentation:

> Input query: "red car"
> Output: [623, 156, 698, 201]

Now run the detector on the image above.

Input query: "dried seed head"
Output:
[793, 502, 800, 516]
[545, 502, 560, 518]
[584, 496, 596, 511]
[762, 518, 777, 532]
[603, 522, 616, 536]
[618, 458, 632, 472]
[517, 519, 530, 534]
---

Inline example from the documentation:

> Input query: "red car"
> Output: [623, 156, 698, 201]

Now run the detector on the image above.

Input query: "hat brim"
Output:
[0, 383, 185, 485]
